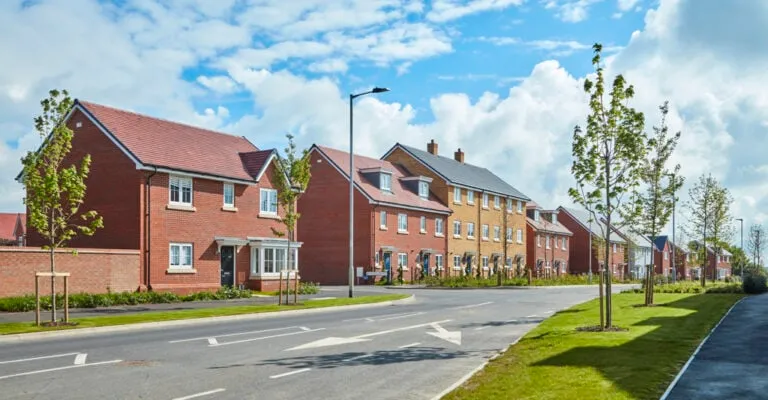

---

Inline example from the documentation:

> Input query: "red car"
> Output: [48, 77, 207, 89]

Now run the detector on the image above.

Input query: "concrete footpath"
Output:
[665, 294, 768, 400]
[0, 286, 386, 324]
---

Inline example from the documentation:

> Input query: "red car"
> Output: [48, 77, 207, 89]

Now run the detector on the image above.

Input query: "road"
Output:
[0, 285, 626, 400]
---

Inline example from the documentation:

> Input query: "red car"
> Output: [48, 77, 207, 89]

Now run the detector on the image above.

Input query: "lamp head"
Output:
[371, 87, 390, 93]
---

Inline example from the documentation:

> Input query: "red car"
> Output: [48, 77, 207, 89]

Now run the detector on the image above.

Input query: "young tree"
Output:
[747, 224, 765, 267]
[637, 101, 683, 305]
[709, 183, 734, 280]
[271, 133, 312, 304]
[20, 89, 104, 323]
[569, 44, 647, 329]
[686, 174, 733, 285]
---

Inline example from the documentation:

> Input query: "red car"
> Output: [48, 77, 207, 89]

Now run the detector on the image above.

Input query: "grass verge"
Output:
[443, 292, 744, 400]
[0, 294, 408, 336]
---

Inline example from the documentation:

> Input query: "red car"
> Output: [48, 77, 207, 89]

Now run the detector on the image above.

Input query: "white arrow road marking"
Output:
[169, 326, 304, 343]
[172, 388, 226, 400]
[210, 328, 326, 347]
[270, 368, 311, 379]
[286, 320, 453, 351]
[398, 342, 421, 349]
[427, 322, 462, 346]
[0, 353, 79, 365]
[0, 360, 123, 381]
[451, 302, 493, 310]
[207, 338, 218, 346]
[73, 353, 87, 365]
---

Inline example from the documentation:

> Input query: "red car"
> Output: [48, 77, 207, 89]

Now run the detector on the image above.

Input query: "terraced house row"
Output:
[5, 100, 731, 294]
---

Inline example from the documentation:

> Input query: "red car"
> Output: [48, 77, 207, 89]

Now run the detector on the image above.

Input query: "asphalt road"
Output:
[0, 285, 628, 400]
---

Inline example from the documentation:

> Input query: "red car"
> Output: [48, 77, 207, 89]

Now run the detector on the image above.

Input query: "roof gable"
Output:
[76, 100, 262, 182]
[557, 206, 626, 244]
[385, 143, 530, 201]
[312, 145, 451, 214]
[0, 213, 20, 241]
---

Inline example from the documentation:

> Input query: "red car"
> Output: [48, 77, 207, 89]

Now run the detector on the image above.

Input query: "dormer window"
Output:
[418, 181, 429, 199]
[534, 210, 540, 222]
[380, 172, 392, 192]
[551, 213, 557, 225]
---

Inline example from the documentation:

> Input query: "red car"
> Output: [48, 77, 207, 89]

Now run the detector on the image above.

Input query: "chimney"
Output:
[427, 139, 438, 155]
[454, 148, 464, 163]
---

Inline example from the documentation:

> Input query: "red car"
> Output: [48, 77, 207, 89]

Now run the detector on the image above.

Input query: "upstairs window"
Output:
[380, 173, 392, 191]
[517, 200, 523, 213]
[418, 181, 429, 199]
[494, 196, 501, 209]
[467, 222, 475, 238]
[517, 229, 523, 243]
[482, 224, 489, 240]
[435, 218, 444, 235]
[223, 183, 235, 207]
[562, 237, 567, 249]
[467, 191, 474, 204]
[398, 213, 408, 232]
[169, 176, 192, 205]
[482, 193, 489, 208]
[453, 220, 461, 236]
[420, 216, 427, 233]
[454, 187, 461, 203]
[260, 188, 278, 215]
[494, 225, 500, 240]
[380, 210, 387, 229]
[546, 235, 551, 249]
[534, 210, 540, 222]
[506, 198, 513, 212]
[506, 228, 512, 241]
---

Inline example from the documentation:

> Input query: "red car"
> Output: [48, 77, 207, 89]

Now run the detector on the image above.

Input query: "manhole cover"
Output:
[117, 360, 157, 367]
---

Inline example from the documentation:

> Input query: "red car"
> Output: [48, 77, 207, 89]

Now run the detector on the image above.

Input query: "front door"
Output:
[383, 252, 392, 283]
[220, 246, 235, 287]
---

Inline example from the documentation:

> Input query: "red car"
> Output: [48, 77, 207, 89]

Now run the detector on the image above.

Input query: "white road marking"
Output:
[543, 310, 554, 314]
[356, 320, 452, 340]
[427, 322, 462, 345]
[73, 353, 87, 365]
[169, 326, 303, 343]
[0, 360, 122, 381]
[270, 368, 311, 379]
[474, 326, 488, 331]
[342, 311, 420, 323]
[451, 302, 493, 310]
[171, 388, 226, 400]
[343, 354, 373, 362]
[287, 320, 453, 351]
[207, 338, 218, 346]
[299, 326, 312, 331]
[398, 342, 421, 349]
[309, 297, 336, 300]
[526, 315, 537, 318]
[0, 352, 79, 365]
[210, 328, 326, 347]
[376, 312, 425, 321]
[504, 319, 518, 323]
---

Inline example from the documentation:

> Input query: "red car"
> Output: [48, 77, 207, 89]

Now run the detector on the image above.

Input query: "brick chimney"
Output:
[427, 139, 438, 155]
[454, 148, 464, 163]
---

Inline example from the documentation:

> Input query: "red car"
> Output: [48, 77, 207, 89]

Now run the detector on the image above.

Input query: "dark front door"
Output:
[220, 246, 235, 287]
[383, 252, 392, 283]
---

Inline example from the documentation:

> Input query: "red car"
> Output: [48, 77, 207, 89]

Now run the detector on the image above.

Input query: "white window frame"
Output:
[482, 256, 489, 269]
[467, 191, 474, 205]
[537, 235, 541, 247]
[562, 237, 567, 249]
[482, 224, 489, 240]
[435, 218, 444, 236]
[380, 173, 392, 192]
[467, 222, 475, 239]
[546, 235, 551, 249]
[454, 187, 461, 203]
[494, 225, 501, 241]
[555, 237, 559, 249]
[418, 181, 429, 199]
[665, 251, 669, 260]
[453, 255, 462, 270]
[453, 220, 461, 237]
[250, 246, 298, 276]
[380, 210, 387, 230]
[494, 195, 501, 209]
[612, 243, 617, 253]
[420, 216, 427, 233]
[517, 200, 523, 213]
[517, 229, 523, 243]
[398, 253, 408, 270]
[506, 227, 512, 241]
[169, 176, 193, 206]
[482, 193, 489, 208]
[398, 213, 408, 233]
[169, 243, 193, 270]
[223, 183, 235, 208]
[435, 254, 444, 270]
[506, 198, 513, 212]
[260, 188, 278, 215]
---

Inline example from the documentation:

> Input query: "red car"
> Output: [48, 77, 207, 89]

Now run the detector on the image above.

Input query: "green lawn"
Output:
[444, 292, 744, 400]
[0, 294, 408, 336]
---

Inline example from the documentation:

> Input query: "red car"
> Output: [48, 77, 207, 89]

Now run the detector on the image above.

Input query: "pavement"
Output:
[665, 294, 768, 400]
[0, 287, 385, 323]
[0, 285, 627, 400]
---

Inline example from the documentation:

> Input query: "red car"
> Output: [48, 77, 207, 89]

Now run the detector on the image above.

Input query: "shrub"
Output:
[298, 281, 320, 295]
[743, 274, 768, 294]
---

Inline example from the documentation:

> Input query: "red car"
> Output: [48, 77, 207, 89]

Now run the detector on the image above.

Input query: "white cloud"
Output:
[543, 0, 605, 22]
[618, 0, 641, 11]
[307, 59, 349, 73]
[428, 0, 525, 22]
[196, 75, 240, 94]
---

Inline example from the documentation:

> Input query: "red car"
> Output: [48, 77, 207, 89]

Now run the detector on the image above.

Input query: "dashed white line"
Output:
[207, 338, 218, 346]
[0, 360, 123, 381]
[343, 354, 373, 362]
[398, 342, 421, 349]
[451, 302, 493, 310]
[169, 326, 303, 343]
[342, 311, 420, 323]
[543, 310, 554, 314]
[474, 326, 489, 331]
[0, 353, 79, 365]
[171, 388, 226, 400]
[270, 368, 311, 379]
[73, 353, 87, 365]
[209, 328, 325, 347]
[376, 312, 425, 321]
[526, 315, 537, 318]
[504, 319, 518, 323]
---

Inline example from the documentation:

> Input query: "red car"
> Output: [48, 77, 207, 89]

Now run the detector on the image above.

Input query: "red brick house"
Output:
[23, 100, 298, 293]
[557, 207, 628, 279]
[526, 203, 572, 277]
[0, 213, 25, 246]
[298, 145, 451, 285]
[690, 240, 732, 280]
[652, 236, 673, 277]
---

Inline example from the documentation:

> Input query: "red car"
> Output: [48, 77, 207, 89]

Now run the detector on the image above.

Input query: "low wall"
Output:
[0, 247, 140, 297]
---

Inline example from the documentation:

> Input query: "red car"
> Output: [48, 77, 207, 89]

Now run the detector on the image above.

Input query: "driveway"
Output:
[665, 294, 768, 400]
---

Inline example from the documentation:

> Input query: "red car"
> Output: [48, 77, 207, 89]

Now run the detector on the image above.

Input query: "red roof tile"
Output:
[0, 213, 20, 241]
[315, 145, 450, 213]
[240, 150, 276, 179]
[77, 100, 261, 182]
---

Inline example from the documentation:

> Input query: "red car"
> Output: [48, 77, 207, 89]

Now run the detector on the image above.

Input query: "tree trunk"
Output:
[604, 162, 613, 329]
[50, 245, 56, 323]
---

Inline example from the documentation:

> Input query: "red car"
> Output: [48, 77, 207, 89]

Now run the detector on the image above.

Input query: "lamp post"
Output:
[736, 218, 744, 277]
[349, 87, 390, 298]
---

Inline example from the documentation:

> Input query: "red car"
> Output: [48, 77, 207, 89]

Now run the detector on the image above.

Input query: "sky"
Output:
[1, 0, 766, 245]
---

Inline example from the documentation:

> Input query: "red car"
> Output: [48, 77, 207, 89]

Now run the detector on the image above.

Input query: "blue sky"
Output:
[1, 0, 767, 244]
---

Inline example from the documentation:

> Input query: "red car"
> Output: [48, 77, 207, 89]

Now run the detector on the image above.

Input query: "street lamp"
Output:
[736, 218, 744, 277]
[349, 87, 390, 298]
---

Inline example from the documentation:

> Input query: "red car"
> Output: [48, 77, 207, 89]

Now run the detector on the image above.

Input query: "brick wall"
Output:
[526, 226, 570, 276]
[0, 247, 140, 297]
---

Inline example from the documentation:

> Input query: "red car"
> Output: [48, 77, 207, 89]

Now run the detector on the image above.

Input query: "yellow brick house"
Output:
[382, 140, 530, 277]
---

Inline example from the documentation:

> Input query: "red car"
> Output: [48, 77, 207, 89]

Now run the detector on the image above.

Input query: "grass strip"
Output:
[0, 294, 408, 336]
[444, 292, 744, 400]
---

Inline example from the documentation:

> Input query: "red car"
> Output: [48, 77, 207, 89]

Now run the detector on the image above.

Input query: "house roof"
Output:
[691, 240, 733, 256]
[76, 100, 269, 182]
[312, 145, 451, 214]
[622, 231, 653, 249]
[653, 236, 670, 251]
[526, 216, 573, 236]
[0, 213, 22, 241]
[557, 207, 626, 243]
[385, 143, 530, 201]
